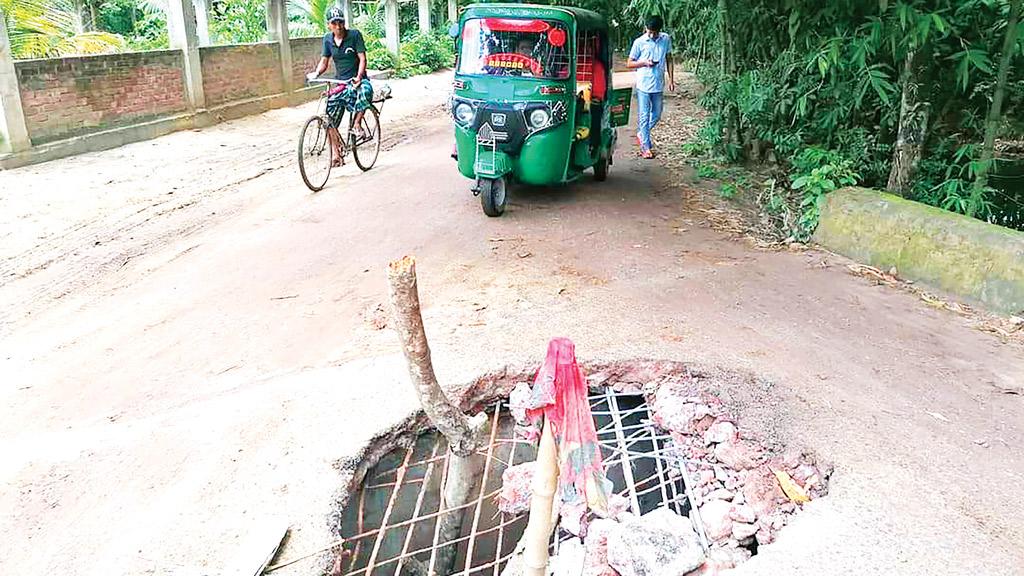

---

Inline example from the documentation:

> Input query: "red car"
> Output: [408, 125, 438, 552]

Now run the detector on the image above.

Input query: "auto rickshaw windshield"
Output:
[457, 18, 571, 80]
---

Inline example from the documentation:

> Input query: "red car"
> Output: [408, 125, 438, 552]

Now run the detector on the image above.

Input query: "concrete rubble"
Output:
[497, 375, 830, 576]
[606, 508, 705, 576]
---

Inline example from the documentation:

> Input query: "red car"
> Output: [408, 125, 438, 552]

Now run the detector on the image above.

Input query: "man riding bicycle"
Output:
[307, 6, 374, 167]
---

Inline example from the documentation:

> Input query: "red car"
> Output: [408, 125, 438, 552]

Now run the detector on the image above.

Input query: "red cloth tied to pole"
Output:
[510, 338, 611, 534]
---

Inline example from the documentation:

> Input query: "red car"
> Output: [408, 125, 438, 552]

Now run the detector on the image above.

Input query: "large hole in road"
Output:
[329, 362, 831, 576]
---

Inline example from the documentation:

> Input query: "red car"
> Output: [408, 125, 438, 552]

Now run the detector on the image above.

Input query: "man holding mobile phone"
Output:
[627, 15, 675, 159]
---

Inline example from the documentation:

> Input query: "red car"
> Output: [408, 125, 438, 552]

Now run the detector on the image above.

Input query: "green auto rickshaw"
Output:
[450, 4, 631, 216]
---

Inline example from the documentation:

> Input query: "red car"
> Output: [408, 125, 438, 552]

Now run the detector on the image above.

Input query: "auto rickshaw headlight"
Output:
[454, 102, 475, 125]
[528, 108, 551, 129]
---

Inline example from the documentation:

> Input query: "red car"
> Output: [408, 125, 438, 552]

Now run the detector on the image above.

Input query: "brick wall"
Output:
[199, 43, 284, 107]
[15, 50, 188, 144]
[290, 37, 326, 88]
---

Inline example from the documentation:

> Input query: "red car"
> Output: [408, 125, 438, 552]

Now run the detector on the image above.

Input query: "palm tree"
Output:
[1, 0, 125, 58]
[289, 0, 333, 36]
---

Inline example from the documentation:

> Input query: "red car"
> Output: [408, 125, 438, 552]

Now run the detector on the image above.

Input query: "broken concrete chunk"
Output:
[607, 507, 705, 576]
[698, 499, 733, 542]
[728, 504, 756, 524]
[704, 488, 734, 501]
[703, 420, 737, 445]
[553, 538, 587, 576]
[742, 467, 785, 517]
[708, 546, 752, 569]
[652, 385, 719, 435]
[731, 522, 758, 541]
[713, 439, 759, 470]
[508, 382, 533, 423]
[653, 400, 712, 435]
[498, 461, 535, 515]
[583, 519, 620, 576]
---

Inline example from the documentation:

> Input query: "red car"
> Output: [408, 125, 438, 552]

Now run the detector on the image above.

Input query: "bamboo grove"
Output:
[673, 0, 1022, 231]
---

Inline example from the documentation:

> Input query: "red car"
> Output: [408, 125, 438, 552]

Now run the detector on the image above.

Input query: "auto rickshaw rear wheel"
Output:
[479, 177, 508, 217]
[594, 151, 610, 182]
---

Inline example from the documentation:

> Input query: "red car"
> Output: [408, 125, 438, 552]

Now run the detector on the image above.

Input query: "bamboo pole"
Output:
[522, 419, 559, 576]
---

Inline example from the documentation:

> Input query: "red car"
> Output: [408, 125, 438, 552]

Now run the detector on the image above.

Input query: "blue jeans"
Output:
[636, 90, 664, 151]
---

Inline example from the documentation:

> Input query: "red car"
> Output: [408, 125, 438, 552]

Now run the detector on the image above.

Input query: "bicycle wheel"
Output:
[352, 106, 381, 172]
[298, 115, 332, 192]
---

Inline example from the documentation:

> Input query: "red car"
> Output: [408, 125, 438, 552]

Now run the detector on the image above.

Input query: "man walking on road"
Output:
[627, 16, 676, 159]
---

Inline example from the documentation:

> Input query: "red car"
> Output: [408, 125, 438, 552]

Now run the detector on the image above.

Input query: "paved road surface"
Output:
[2, 71, 1023, 575]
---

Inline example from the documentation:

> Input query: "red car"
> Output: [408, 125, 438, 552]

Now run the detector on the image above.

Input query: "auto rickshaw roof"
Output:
[462, 3, 608, 33]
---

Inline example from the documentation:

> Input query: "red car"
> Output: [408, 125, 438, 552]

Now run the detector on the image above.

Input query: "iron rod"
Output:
[463, 408, 503, 573]
[395, 440, 442, 576]
[365, 444, 416, 575]
[607, 389, 641, 515]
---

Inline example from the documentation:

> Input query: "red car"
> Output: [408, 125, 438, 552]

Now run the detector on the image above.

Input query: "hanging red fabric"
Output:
[511, 338, 611, 534]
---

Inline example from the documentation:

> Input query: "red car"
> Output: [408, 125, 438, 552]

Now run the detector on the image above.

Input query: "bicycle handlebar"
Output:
[308, 77, 359, 85]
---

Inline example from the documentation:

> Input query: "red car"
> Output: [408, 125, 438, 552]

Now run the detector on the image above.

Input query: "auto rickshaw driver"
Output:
[512, 37, 538, 76]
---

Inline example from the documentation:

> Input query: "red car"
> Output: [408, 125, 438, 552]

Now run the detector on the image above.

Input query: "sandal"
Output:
[640, 149, 654, 159]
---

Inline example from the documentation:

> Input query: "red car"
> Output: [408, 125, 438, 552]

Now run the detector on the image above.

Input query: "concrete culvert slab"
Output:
[318, 362, 830, 576]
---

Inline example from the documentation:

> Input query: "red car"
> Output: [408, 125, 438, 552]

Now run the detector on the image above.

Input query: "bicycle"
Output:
[298, 77, 390, 192]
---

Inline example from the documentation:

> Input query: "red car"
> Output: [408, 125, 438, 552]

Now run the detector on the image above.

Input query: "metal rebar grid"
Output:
[333, 389, 708, 576]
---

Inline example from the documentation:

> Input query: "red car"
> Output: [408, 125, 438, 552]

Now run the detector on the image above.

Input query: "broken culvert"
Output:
[265, 257, 831, 576]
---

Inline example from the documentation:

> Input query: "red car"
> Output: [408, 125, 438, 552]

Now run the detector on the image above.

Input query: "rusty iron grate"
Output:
[334, 389, 706, 576]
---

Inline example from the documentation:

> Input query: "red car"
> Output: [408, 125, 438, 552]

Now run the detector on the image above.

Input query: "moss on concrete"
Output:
[813, 187, 1024, 315]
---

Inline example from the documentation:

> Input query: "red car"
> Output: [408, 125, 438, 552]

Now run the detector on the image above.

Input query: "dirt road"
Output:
[2, 71, 1023, 576]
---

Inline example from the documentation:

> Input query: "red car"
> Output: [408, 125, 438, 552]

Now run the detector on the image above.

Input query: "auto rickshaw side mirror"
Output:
[448, 23, 459, 38]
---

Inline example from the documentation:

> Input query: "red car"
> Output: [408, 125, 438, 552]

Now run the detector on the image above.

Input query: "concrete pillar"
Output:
[0, 9, 31, 153]
[448, 0, 457, 25]
[266, 0, 281, 41]
[266, 0, 294, 92]
[341, 0, 353, 28]
[418, 0, 430, 34]
[167, 0, 206, 110]
[194, 0, 212, 46]
[384, 0, 400, 55]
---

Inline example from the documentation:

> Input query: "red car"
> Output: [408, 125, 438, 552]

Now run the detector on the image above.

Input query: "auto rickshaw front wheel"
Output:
[478, 177, 508, 217]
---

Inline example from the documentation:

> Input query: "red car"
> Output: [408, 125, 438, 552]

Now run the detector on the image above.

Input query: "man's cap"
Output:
[326, 6, 345, 23]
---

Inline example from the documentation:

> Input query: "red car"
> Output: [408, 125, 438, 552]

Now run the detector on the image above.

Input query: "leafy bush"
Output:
[394, 63, 431, 79]
[364, 36, 387, 52]
[789, 148, 859, 239]
[367, 47, 398, 71]
[399, 32, 454, 71]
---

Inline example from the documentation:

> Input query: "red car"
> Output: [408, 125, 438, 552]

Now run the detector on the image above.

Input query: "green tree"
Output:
[209, 0, 267, 44]
[288, 0, 332, 36]
[970, 0, 1022, 216]
[1, 0, 125, 58]
[667, 0, 1022, 230]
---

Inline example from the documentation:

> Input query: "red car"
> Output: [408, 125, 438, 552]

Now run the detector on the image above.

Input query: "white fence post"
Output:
[267, 0, 294, 92]
[385, 0, 400, 56]
[194, 0, 212, 46]
[418, 0, 431, 34]
[0, 9, 31, 153]
[167, 0, 206, 111]
[342, 0, 353, 28]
